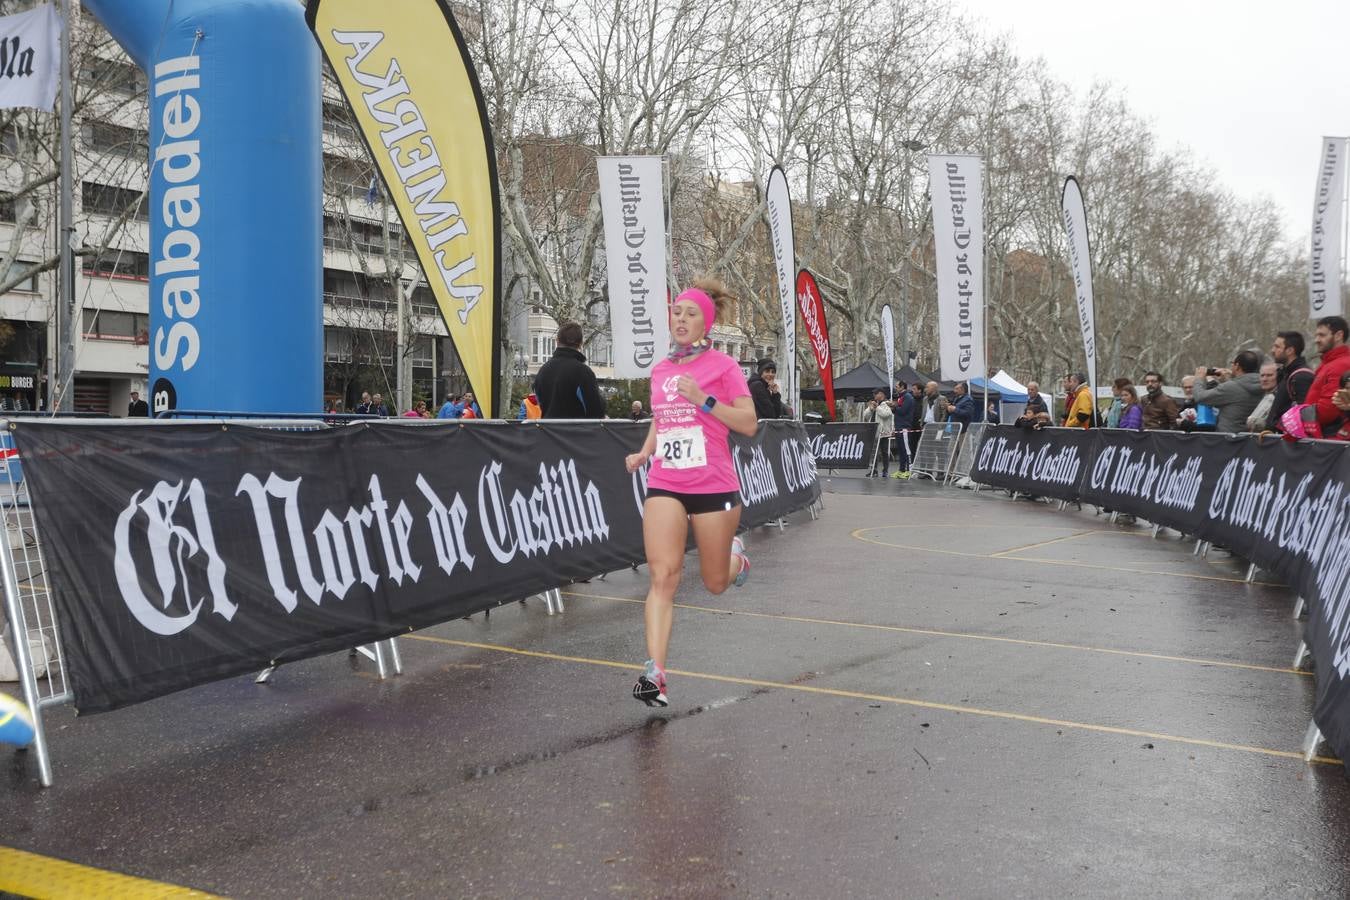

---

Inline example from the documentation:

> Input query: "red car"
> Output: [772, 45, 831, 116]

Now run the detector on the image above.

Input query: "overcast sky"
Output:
[954, 0, 1350, 246]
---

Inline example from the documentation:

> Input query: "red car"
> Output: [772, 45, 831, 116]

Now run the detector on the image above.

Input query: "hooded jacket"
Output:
[1192, 371, 1264, 434]
[748, 374, 785, 419]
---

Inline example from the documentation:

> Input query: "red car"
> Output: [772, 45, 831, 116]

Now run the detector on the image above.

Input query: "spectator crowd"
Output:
[1011, 315, 1350, 441]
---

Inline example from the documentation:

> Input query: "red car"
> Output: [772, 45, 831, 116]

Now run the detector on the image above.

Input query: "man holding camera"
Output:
[1192, 350, 1263, 434]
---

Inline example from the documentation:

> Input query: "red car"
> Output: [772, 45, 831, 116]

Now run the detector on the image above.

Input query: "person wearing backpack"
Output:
[1265, 330, 1315, 433]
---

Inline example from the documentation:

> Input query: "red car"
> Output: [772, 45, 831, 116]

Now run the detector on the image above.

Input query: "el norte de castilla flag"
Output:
[0, 4, 61, 113]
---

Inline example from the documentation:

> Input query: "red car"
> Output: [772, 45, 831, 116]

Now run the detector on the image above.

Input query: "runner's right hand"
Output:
[625, 451, 650, 473]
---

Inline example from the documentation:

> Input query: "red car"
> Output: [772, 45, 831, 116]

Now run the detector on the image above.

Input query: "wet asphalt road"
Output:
[4, 473, 1350, 898]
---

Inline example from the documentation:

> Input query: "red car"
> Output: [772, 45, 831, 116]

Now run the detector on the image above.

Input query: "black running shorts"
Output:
[645, 488, 741, 516]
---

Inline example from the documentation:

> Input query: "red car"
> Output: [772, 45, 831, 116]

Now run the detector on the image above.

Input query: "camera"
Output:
[1205, 367, 1220, 377]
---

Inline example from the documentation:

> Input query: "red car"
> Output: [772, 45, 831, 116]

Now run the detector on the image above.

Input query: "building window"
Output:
[324, 154, 375, 200]
[323, 214, 411, 258]
[324, 327, 354, 362]
[321, 99, 357, 140]
[0, 124, 19, 157]
[410, 335, 434, 368]
[3, 259, 39, 293]
[531, 334, 557, 364]
[81, 181, 148, 220]
[81, 121, 148, 160]
[410, 284, 437, 317]
[83, 309, 149, 342]
[79, 57, 145, 96]
[82, 250, 151, 281]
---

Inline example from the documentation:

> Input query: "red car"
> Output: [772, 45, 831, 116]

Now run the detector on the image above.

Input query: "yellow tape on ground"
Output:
[0, 846, 220, 899]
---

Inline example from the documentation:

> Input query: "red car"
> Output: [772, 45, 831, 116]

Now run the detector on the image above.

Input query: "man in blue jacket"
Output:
[949, 381, 976, 427]
[890, 380, 916, 477]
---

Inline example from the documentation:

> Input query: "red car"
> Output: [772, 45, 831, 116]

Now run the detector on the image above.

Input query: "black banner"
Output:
[13, 420, 819, 713]
[966, 426, 1097, 501]
[971, 425, 1350, 770]
[805, 422, 878, 469]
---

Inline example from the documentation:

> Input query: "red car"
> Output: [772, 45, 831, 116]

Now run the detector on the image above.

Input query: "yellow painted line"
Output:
[0, 846, 220, 899]
[852, 527, 1283, 586]
[990, 529, 1103, 557]
[560, 591, 1310, 678]
[406, 634, 1342, 767]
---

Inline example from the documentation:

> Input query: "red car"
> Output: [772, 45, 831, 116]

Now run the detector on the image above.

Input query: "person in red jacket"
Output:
[1304, 316, 1350, 432]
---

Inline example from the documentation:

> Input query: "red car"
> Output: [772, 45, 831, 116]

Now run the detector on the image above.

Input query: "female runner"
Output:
[624, 278, 760, 707]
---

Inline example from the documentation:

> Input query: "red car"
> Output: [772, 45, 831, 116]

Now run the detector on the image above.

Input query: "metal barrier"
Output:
[0, 427, 68, 789]
[948, 422, 991, 485]
[0, 416, 418, 788]
[910, 422, 964, 482]
[971, 423, 1334, 764]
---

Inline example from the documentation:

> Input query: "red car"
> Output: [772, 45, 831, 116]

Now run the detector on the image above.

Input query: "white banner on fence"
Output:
[927, 154, 985, 384]
[597, 156, 669, 378]
[1060, 176, 1097, 405]
[1311, 137, 1347, 318]
[880, 304, 895, 398]
[766, 165, 798, 413]
[0, 4, 60, 113]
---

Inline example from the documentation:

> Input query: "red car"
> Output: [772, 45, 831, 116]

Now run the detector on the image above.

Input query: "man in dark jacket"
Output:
[1266, 330, 1315, 432]
[904, 382, 925, 460]
[747, 358, 785, 419]
[890, 380, 916, 475]
[949, 381, 976, 426]
[1140, 371, 1178, 430]
[534, 322, 605, 419]
[127, 391, 149, 417]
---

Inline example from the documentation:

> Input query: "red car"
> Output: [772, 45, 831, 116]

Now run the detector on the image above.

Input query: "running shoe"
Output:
[0, 692, 34, 747]
[633, 660, 668, 707]
[732, 536, 750, 587]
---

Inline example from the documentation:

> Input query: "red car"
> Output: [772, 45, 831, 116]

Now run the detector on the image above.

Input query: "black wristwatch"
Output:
[701, 395, 718, 413]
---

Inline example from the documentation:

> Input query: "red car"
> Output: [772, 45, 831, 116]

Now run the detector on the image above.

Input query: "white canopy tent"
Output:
[987, 369, 1054, 423]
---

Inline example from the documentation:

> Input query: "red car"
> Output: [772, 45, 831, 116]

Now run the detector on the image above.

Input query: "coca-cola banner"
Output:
[804, 422, 878, 469]
[971, 425, 1350, 771]
[13, 420, 820, 713]
[796, 268, 835, 420]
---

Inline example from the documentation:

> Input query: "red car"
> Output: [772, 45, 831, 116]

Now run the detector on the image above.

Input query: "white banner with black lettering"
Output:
[1061, 176, 1098, 405]
[0, 4, 60, 112]
[766, 165, 798, 412]
[927, 154, 985, 383]
[880, 304, 895, 399]
[1311, 137, 1346, 318]
[597, 156, 668, 378]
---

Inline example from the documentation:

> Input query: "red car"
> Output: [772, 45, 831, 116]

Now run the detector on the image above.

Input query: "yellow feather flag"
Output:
[307, 0, 500, 413]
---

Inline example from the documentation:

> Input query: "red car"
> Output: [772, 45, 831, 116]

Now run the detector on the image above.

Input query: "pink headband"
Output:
[674, 288, 715, 332]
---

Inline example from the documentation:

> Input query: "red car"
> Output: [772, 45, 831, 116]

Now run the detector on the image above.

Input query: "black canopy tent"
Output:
[800, 361, 894, 402]
[891, 364, 933, 389]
